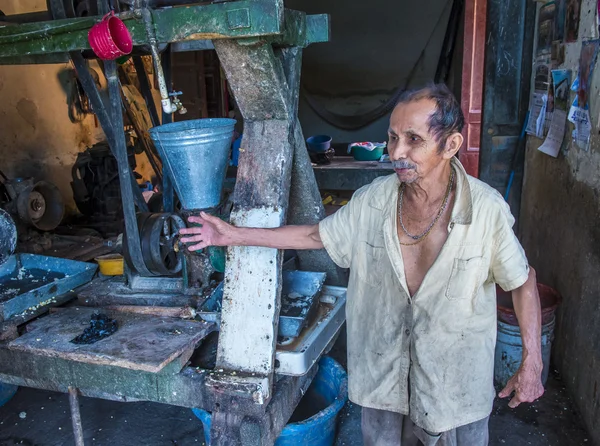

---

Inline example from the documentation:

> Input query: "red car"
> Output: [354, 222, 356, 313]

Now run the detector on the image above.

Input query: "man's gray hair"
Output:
[396, 83, 465, 152]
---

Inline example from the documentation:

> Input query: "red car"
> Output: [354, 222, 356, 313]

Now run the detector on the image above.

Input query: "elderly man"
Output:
[180, 84, 544, 445]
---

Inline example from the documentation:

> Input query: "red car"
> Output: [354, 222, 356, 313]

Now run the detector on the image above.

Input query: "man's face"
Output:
[387, 99, 448, 184]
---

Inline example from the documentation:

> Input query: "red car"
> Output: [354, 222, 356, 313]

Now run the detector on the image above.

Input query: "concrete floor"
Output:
[0, 371, 591, 446]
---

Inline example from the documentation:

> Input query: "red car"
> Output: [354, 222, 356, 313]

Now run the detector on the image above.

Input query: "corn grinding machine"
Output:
[0, 1, 348, 444]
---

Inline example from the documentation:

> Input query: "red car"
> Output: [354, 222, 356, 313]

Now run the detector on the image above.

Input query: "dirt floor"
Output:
[336, 372, 591, 446]
[0, 370, 591, 446]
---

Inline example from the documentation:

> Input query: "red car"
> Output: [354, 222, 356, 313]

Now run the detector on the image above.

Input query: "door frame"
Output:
[460, 0, 487, 178]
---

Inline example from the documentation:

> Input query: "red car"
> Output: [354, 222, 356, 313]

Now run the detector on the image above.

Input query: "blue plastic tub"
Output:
[0, 382, 17, 407]
[193, 356, 348, 445]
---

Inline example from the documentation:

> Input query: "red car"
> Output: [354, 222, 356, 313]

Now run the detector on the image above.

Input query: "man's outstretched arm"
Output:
[179, 212, 324, 251]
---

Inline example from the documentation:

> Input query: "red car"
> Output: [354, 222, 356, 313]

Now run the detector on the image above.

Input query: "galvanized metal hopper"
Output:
[149, 118, 236, 210]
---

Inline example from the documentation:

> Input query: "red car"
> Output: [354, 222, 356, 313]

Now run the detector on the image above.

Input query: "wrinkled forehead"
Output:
[388, 99, 437, 136]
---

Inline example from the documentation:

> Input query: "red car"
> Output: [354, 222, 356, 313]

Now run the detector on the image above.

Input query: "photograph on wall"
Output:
[551, 41, 566, 64]
[553, 70, 570, 111]
[565, 0, 582, 43]
[568, 40, 600, 150]
[577, 40, 599, 109]
[537, 2, 556, 56]
[527, 62, 552, 137]
[538, 69, 571, 157]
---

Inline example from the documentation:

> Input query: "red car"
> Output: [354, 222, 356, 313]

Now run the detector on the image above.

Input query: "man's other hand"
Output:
[498, 361, 544, 408]
[179, 212, 233, 251]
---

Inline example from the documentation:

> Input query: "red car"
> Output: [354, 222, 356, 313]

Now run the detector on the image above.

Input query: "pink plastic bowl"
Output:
[88, 12, 133, 60]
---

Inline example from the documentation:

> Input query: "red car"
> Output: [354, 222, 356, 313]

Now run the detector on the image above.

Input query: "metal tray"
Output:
[279, 270, 326, 337]
[0, 254, 97, 321]
[198, 270, 327, 338]
[275, 285, 347, 376]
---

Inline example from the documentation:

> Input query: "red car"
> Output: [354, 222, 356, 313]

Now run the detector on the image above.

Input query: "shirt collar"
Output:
[449, 157, 473, 225]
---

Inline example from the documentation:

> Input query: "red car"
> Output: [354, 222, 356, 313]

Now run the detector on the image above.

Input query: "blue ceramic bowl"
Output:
[306, 135, 332, 153]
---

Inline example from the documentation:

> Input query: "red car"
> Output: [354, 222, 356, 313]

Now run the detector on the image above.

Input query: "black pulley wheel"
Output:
[141, 213, 185, 276]
[124, 212, 184, 276]
[122, 212, 152, 273]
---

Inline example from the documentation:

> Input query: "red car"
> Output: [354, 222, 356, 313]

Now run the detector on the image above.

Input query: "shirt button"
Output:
[405, 329, 410, 336]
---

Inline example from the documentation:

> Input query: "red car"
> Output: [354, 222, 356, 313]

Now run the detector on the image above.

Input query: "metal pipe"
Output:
[68, 386, 85, 446]
[139, 8, 186, 115]
[140, 8, 184, 115]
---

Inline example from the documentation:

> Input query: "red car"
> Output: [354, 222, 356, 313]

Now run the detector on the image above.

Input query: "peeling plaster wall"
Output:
[520, 0, 600, 442]
[285, 0, 459, 143]
[0, 1, 156, 215]
[0, 1, 102, 213]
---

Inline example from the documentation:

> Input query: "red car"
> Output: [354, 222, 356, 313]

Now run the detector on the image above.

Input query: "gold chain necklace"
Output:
[398, 168, 455, 246]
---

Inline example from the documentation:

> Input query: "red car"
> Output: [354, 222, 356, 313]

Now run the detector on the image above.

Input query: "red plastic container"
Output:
[497, 283, 561, 326]
[88, 12, 132, 60]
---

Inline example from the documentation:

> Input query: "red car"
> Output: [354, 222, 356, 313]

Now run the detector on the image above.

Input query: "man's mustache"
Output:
[392, 160, 416, 170]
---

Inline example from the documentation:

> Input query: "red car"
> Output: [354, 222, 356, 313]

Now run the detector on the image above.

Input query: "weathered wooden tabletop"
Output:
[9, 307, 215, 373]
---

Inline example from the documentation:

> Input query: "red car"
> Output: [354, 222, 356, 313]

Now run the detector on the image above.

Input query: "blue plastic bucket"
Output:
[149, 119, 236, 210]
[0, 382, 18, 407]
[494, 317, 555, 388]
[193, 356, 347, 446]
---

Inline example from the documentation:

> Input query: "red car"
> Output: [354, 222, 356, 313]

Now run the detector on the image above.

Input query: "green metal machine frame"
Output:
[0, 2, 329, 63]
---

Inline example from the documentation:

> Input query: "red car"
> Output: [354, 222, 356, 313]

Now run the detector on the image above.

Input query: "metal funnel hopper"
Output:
[149, 119, 236, 210]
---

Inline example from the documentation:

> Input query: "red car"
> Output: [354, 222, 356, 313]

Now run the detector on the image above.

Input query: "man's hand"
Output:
[179, 212, 234, 251]
[498, 361, 544, 408]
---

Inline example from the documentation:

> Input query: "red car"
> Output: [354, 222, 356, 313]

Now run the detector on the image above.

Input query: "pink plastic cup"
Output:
[88, 12, 133, 60]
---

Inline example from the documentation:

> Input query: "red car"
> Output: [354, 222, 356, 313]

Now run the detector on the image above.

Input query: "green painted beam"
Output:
[0, 0, 284, 58]
[240, 11, 330, 48]
[306, 14, 331, 45]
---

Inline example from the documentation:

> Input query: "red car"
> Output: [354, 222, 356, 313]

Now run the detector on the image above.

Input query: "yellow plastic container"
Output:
[95, 254, 124, 276]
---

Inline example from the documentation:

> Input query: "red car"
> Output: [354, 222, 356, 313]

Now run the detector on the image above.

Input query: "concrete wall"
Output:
[0, 2, 102, 213]
[520, 0, 600, 442]
[285, 0, 457, 144]
[0, 1, 155, 214]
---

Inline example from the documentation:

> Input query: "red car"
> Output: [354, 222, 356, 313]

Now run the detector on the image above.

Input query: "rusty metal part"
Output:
[3, 178, 65, 231]
[0, 209, 17, 266]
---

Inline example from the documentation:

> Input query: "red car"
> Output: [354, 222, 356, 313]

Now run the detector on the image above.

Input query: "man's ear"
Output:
[442, 132, 464, 160]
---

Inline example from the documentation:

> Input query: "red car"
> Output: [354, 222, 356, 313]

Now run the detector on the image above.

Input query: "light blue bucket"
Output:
[149, 119, 236, 210]
[0, 382, 18, 407]
[494, 317, 555, 388]
[192, 356, 348, 446]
